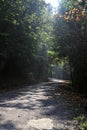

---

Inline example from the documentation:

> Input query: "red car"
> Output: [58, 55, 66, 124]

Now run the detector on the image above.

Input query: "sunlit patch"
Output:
[45, 0, 58, 8]
[27, 118, 53, 129]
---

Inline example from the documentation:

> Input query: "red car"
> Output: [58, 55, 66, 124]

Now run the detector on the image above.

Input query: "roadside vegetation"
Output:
[0, 0, 87, 97]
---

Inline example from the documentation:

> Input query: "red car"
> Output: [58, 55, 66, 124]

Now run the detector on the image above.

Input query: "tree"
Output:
[53, 0, 87, 94]
[0, 0, 44, 82]
[0, 0, 54, 86]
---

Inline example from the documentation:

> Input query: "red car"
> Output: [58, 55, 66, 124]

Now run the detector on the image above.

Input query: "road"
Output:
[0, 80, 86, 130]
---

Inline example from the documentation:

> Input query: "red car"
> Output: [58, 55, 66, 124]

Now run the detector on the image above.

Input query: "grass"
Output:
[74, 115, 87, 130]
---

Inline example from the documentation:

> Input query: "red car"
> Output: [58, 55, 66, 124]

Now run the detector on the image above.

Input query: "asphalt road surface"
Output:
[0, 80, 86, 130]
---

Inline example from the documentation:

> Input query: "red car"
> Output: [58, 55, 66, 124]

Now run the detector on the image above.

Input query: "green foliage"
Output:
[53, 0, 87, 93]
[74, 115, 87, 130]
[0, 0, 54, 85]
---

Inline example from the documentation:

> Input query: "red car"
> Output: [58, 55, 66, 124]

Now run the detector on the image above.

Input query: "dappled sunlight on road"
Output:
[0, 80, 86, 130]
[48, 78, 71, 84]
[26, 118, 53, 129]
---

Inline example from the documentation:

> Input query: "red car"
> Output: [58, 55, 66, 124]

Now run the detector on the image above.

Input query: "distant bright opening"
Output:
[45, 0, 59, 8]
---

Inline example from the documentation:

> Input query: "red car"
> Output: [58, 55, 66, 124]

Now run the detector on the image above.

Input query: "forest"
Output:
[0, 0, 87, 95]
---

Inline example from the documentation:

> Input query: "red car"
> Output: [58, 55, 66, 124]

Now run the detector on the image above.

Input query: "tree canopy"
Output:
[53, 0, 87, 93]
[0, 0, 53, 85]
[0, 0, 87, 94]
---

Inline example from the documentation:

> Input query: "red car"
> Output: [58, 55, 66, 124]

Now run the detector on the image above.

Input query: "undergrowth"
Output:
[74, 115, 87, 130]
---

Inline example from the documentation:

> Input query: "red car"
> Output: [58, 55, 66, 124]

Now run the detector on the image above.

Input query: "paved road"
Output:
[0, 81, 85, 130]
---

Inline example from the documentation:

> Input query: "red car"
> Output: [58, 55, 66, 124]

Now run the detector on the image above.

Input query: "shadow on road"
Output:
[0, 80, 72, 114]
[0, 79, 80, 130]
[0, 121, 20, 130]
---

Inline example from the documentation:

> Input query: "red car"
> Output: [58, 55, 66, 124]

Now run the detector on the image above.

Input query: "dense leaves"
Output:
[0, 0, 53, 86]
[53, 0, 87, 94]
